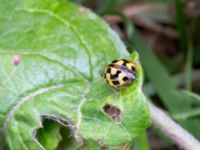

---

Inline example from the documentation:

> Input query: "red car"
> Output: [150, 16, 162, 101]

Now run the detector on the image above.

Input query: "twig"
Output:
[149, 102, 200, 150]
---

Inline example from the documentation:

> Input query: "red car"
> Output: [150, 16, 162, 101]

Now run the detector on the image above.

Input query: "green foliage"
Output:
[96, 0, 131, 15]
[127, 22, 200, 140]
[175, 0, 188, 52]
[173, 91, 200, 120]
[0, 0, 150, 149]
[131, 30, 200, 147]
[37, 119, 62, 150]
[132, 132, 150, 150]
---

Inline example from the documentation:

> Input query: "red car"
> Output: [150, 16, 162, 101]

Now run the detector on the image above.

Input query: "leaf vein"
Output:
[3, 84, 64, 129]
[21, 7, 94, 80]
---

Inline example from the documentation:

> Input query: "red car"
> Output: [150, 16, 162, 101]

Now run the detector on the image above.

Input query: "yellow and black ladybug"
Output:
[103, 59, 136, 89]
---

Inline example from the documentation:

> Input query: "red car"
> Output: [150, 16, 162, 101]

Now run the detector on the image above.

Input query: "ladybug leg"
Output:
[119, 85, 130, 95]
[113, 89, 119, 97]
[112, 86, 120, 96]
[125, 85, 133, 93]
[101, 71, 105, 78]
[125, 86, 130, 93]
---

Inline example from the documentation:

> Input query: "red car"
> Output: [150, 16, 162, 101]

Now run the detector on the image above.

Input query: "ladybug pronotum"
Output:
[103, 59, 136, 89]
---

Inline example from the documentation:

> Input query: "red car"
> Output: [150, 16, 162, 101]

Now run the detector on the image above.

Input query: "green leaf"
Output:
[78, 140, 102, 150]
[36, 119, 62, 150]
[181, 90, 200, 103]
[132, 132, 150, 150]
[185, 42, 193, 91]
[0, 0, 150, 149]
[175, 0, 188, 52]
[96, 0, 131, 15]
[173, 107, 200, 120]
[172, 92, 200, 120]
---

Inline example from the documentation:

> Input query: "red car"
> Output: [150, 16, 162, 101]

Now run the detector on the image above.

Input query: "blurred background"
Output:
[73, 0, 200, 150]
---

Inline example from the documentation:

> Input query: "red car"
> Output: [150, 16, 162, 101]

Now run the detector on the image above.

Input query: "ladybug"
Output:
[103, 59, 136, 89]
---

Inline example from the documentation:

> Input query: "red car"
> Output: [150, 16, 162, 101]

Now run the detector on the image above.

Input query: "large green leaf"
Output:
[0, 0, 150, 149]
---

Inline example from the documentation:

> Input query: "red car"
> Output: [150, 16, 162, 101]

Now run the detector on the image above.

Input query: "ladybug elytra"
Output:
[103, 59, 136, 89]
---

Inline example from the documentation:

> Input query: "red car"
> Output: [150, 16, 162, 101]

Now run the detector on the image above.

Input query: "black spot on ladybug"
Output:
[112, 80, 120, 85]
[109, 70, 121, 79]
[122, 61, 128, 67]
[110, 74, 114, 79]
[108, 64, 116, 68]
[110, 74, 118, 79]
[123, 76, 128, 81]
[116, 70, 121, 75]
[111, 60, 118, 63]
[106, 67, 111, 73]
[121, 59, 129, 63]
[131, 66, 135, 71]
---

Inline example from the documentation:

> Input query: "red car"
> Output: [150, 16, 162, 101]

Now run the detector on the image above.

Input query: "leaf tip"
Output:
[129, 51, 139, 61]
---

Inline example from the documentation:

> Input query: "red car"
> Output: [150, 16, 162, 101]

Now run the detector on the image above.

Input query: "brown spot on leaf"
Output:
[103, 104, 122, 121]
[12, 55, 21, 66]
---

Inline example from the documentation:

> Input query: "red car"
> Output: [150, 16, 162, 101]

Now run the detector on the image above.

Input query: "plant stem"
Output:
[149, 102, 200, 150]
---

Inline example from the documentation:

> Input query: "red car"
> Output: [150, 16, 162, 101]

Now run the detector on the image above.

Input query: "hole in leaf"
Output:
[36, 119, 62, 150]
[57, 124, 83, 149]
[103, 104, 122, 121]
[36, 117, 82, 149]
